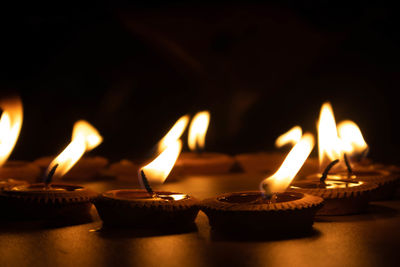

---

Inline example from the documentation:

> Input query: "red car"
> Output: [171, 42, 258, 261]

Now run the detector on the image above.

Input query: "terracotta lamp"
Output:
[201, 133, 324, 236]
[288, 103, 380, 215]
[94, 139, 199, 228]
[0, 120, 102, 221]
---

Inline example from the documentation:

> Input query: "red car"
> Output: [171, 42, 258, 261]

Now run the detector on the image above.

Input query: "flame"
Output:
[0, 96, 23, 167]
[157, 115, 189, 153]
[188, 111, 210, 151]
[261, 133, 315, 194]
[317, 102, 345, 171]
[141, 139, 182, 184]
[275, 126, 302, 148]
[337, 120, 368, 157]
[46, 120, 103, 179]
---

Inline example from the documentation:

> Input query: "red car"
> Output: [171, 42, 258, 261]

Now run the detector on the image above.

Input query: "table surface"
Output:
[1, 173, 399, 267]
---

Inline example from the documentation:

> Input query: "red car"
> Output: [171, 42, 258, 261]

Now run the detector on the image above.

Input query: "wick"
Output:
[140, 170, 156, 197]
[320, 159, 339, 184]
[260, 182, 277, 203]
[44, 164, 58, 188]
[343, 153, 353, 175]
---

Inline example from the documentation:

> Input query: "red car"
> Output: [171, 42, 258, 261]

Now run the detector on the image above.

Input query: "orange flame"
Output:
[158, 115, 189, 153]
[188, 111, 210, 151]
[261, 133, 315, 194]
[317, 102, 346, 171]
[337, 120, 368, 158]
[46, 120, 103, 179]
[0, 96, 23, 167]
[275, 126, 302, 148]
[141, 139, 182, 184]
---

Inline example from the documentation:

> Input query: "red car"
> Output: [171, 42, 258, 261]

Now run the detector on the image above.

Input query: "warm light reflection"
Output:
[46, 120, 103, 179]
[337, 120, 368, 158]
[188, 111, 210, 151]
[0, 96, 23, 167]
[261, 133, 315, 194]
[317, 102, 344, 171]
[275, 126, 302, 148]
[158, 115, 189, 153]
[141, 140, 182, 184]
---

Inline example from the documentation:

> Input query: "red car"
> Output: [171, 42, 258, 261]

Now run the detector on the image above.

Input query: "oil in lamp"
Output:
[201, 133, 324, 236]
[106, 115, 190, 182]
[288, 102, 378, 215]
[178, 111, 235, 174]
[0, 120, 101, 220]
[94, 139, 199, 228]
[0, 96, 40, 185]
[34, 120, 107, 181]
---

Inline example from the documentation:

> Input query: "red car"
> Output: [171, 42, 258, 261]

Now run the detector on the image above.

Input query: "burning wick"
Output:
[260, 183, 277, 202]
[343, 153, 353, 175]
[44, 164, 59, 187]
[320, 159, 339, 184]
[139, 169, 156, 197]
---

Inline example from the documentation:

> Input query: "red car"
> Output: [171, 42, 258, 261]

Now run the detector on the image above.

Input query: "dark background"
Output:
[1, 1, 399, 164]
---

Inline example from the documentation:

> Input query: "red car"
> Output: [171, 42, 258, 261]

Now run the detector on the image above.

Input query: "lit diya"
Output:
[0, 120, 100, 220]
[288, 103, 378, 215]
[236, 126, 319, 176]
[336, 119, 399, 200]
[0, 96, 41, 183]
[178, 111, 235, 174]
[33, 120, 107, 180]
[105, 115, 189, 182]
[201, 133, 324, 235]
[94, 140, 200, 228]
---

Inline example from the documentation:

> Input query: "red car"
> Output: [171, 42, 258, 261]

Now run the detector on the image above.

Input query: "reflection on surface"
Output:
[1, 173, 397, 267]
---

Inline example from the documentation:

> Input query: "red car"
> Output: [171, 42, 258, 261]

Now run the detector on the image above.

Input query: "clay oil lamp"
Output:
[0, 120, 100, 220]
[201, 133, 324, 236]
[288, 103, 378, 215]
[94, 139, 200, 228]
[336, 120, 399, 200]
[178, 111, 235, 175]
[34, 120, 107, 181]
[236, 126, 319, 176]
[106, 115, 190, 182]
[0, 96, 40, 184]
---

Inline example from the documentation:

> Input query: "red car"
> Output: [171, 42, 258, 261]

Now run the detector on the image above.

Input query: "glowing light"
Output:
[275, 126, 303, 148]
[158, 115, 189, 153]
[188, 111, 210, 151]
[317, 102, 345, 171]
[46, 120, 103, 179]
[337, 120, 368, 158]
[141, 140, 182, 184]
[0, 96, 23, 167]
[261, 133, 315, 194]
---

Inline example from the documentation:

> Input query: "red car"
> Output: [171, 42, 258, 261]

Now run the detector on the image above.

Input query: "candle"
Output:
[336, 119, 400, 200]
[0, 120, 102, 221]
[288, 103, 379, 215]
[0, 181, 97, 220]
[178, 111, 235, 174]
[94, 140, 199, 228]
[201, 133, 324, 236]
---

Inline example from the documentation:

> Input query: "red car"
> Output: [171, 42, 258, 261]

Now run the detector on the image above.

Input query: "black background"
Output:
[1, 1, 399, 164]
